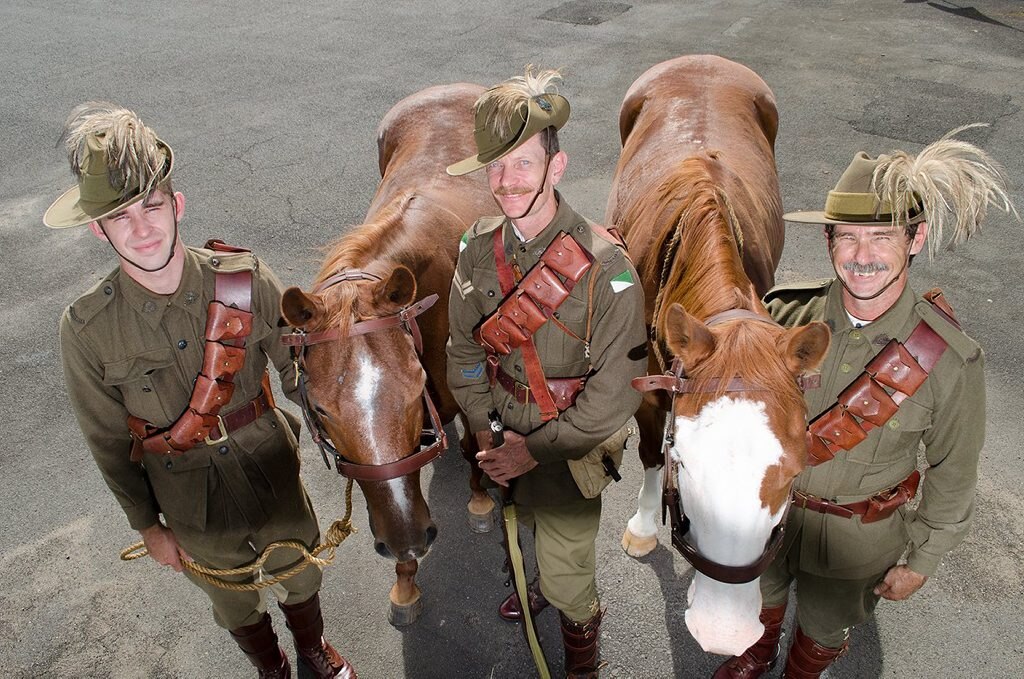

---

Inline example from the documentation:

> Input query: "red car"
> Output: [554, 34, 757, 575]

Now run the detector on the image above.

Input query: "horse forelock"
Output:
[312, 195, 419, 332]
[680, 321, 805, 423]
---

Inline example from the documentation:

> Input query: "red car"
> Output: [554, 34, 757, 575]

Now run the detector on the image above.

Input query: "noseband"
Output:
[631, 308, 818, 584]
[281, 269, 447, 482]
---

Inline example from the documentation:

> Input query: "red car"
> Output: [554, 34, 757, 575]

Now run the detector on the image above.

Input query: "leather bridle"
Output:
[281, 270, 447, 482]
[631, 308, 818, 584]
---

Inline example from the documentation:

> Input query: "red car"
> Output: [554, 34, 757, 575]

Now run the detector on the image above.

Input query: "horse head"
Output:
[281, 264, 438, 563]
[660, 298, 829, 655]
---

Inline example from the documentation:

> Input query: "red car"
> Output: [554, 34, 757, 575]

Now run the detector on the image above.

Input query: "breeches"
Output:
[517, 497, 602, 622]
[165, 478, 323, 630]
[760, 530, 886, 648]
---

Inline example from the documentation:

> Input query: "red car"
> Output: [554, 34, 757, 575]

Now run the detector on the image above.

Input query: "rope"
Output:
[120, 478, 356, 592]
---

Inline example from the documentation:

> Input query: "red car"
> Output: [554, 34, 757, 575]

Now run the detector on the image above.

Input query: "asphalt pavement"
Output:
[1, 1, 1022, 677]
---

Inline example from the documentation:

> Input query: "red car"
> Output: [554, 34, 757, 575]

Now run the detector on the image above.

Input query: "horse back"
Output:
[607, 55, 784, 295]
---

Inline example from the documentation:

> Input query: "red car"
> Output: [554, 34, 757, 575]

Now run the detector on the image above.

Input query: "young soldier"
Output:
[715, 127, 1015, 678]
[445, 68, 648, 677]
[47, 102, 355, 679]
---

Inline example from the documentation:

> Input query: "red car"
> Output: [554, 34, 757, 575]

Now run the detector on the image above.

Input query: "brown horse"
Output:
[280, 83, 497, 625]
[606, 56, 830, 655]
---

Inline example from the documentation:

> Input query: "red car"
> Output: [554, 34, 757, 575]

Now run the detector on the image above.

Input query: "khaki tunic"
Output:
[446, 195, 648, 506]
[764, 279, 985, 579]
[59, 247, 310, 536]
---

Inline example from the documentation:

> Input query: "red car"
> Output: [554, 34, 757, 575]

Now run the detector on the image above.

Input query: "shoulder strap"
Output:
[804, 314, 949, 466]
[128, 241, 256, 460]
[490, 228, 560, 421]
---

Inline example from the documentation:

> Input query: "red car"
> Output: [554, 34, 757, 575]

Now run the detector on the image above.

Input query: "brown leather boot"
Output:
[279, 593, 356, 679]
[712, 604, 788, 678]
[782, 626, 848, 679]
[229, 612, 291, 679]
[560, 609, 603, 679]
[499, 579, 550, 622]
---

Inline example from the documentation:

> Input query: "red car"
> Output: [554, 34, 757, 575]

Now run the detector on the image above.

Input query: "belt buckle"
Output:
[513, 380, 530, 404]
[205, 415, 229, 445]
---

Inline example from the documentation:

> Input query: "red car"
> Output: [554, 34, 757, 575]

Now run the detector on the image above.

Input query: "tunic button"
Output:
[519, 245, 526, 253]
[850, 330, 862, 340]
[576, 225, 585, 233]
[165, 459, 173, 469]
[888, 419, 900, 430]
[142, 386, 152, 393]
[487, 290, 495, 297]
[840, 363, 852, 373]
[218, 445, 229, 455]
[103, 286, 113, 295]
[506, 403, 513, 410]
[515, 365, 522, 373]
[177, 339, 188, 350]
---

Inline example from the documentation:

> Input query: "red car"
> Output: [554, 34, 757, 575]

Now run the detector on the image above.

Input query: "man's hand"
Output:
[475, 429, 538, 487]
[874, 565, 928, 601]
[139, 523, 191, 573]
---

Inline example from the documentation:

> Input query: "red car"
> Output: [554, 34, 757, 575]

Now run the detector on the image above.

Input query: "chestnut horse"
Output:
[280, 84, 497, 625]
[606, 56, 830, 655]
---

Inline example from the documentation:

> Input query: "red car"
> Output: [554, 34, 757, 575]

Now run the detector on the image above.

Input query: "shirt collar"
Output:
[503, 191, 583, 254]
[824, 279, 918, 340]
[118, 248, 207, 329]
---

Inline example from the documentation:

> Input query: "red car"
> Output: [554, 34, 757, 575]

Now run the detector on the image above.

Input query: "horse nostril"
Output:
[374, 541, 393, 559]
[425, 525, 438, 547]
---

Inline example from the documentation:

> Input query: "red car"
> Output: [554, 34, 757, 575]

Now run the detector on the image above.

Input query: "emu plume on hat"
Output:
[784, 124, 1017, 257]
[43, 101, 174, 228]
[446, 66, 570, 176]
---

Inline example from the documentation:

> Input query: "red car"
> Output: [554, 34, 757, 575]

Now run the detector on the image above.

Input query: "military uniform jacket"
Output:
[765, 279, 985, 578]
[60, 246, 302, 533]
[446, 196, 647, 507]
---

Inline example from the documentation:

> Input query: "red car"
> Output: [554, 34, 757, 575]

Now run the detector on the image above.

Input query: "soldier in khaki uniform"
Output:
[715, 128, 1016, 679]
[445, 69, 647, 677]
[47, 103, 355, 679]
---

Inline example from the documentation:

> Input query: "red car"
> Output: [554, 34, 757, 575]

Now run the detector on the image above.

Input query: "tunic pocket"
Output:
[144, 452, 212, 531]
[102, 348, 178, 425]
[845, 396, 932, 466]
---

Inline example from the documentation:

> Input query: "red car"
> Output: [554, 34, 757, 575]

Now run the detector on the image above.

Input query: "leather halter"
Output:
[631, 308, 814, 584]
[281, 269, 447, 482]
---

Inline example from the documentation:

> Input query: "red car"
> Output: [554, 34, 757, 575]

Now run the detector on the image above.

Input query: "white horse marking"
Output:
[671, 395, 788, 655]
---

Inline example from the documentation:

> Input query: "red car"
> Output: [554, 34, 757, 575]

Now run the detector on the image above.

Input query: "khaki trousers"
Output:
[761, 526, 886, 648]
[165, 477, 323, 630]
[517, 497, 602, 622]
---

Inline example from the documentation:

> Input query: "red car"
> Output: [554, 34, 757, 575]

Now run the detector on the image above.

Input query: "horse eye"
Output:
[314, 405, 331, 420]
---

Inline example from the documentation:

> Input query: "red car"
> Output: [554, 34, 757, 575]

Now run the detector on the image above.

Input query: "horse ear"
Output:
[777, 321, 830, 375]
[378, 265, 417, 309]
[281, 287, 326, 331]
[664, 303, 715, 372]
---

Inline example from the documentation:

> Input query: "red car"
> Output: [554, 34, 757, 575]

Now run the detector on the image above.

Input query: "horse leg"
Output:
[623, 401, 666, 557]
[459, 413, 495, 533]
[388, 559, 423, 626]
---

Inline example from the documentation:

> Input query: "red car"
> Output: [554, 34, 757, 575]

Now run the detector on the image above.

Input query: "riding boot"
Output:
[711, 604, 788, 678]
[279, 593, 357, 679]
[229, 612, 291, 679]
[782, 626, 848, 679]
[560, 609, 603, 679]
[499, 579, 550, 622]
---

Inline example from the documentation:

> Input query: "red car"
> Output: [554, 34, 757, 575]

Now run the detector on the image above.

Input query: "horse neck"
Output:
[654, 161, 756, 323]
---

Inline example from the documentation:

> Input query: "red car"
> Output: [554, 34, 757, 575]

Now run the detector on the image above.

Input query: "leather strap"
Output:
[805, 296, 952, 466]
[492, 228, 560, 421]
[128, 241, 256, 460]
[493, 366, 586, 410]
[792, 469, 921, 523]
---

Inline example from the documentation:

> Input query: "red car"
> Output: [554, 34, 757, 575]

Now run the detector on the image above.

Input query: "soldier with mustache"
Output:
[715, 127, 1015, 678]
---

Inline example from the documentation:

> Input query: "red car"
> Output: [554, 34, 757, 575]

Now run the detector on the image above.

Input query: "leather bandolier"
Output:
[474, 228, 599, 422]
[796, 289, 958, 523]
[128, 240, 273, 461]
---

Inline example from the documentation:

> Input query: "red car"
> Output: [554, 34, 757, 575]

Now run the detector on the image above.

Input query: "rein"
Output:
[631, 308, 814, 584]
[281, 269, 447, 481]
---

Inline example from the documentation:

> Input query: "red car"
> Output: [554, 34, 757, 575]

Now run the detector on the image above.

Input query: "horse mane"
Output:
[625, 156, 804, 417]
[625, 155, 752, 336]
[312, 193, 417, 332]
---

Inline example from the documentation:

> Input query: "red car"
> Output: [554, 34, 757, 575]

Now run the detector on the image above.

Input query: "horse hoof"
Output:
[622, 528, 657, 558]
[388, 596, 423, 627]
[467, 509, 494, 534]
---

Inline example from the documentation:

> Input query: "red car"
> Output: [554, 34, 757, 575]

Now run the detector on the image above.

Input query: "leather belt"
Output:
[205, 391, 272, 444]
[493, 365, 585, 411]
[792, 469, 921, 524]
